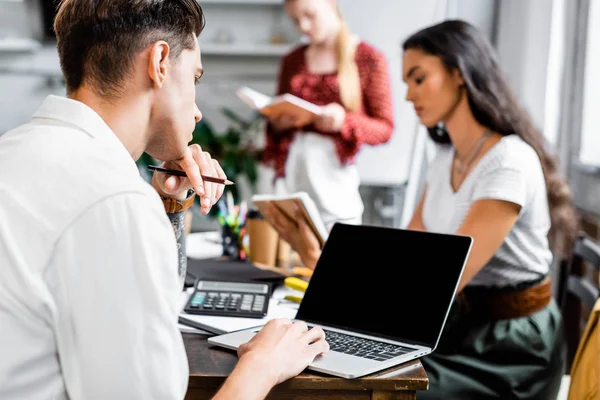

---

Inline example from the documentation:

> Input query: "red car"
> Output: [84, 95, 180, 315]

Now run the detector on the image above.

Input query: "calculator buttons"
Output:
[240, 294, 253, 312]
[189, 293, 205, 309]
[252, 295, 265, 312]
[185, 282, 269, 318]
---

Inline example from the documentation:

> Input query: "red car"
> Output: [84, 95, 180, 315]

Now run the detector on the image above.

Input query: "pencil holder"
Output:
[221, 224, 242, 260]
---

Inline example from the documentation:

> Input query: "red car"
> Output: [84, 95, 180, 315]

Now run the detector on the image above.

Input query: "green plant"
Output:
[136, 107, 264, 217]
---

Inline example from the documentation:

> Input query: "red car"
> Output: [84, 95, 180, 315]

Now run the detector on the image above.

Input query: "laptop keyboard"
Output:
[319, 328, 413, 362]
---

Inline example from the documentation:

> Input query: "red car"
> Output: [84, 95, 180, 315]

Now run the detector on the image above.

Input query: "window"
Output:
[580, 0, 600, 166]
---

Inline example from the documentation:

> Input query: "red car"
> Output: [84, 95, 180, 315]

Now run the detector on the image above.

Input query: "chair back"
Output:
[560, 232, 600, 370]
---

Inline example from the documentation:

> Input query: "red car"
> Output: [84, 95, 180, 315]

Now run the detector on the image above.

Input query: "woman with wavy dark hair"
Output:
[401, 20, 576, 398]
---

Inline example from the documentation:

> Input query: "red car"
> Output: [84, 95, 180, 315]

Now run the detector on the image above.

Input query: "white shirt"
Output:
[422, 135, 553, 287]
[0, 96, 188, 399]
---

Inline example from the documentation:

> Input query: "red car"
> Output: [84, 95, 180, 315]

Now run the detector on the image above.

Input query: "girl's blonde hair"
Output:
[285, 1, 362, 111]
[335, 9, 361, 112]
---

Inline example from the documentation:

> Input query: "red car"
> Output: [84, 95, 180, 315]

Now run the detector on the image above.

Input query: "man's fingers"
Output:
[212, 159, 226, 205]
[290, 320, 309, 334]
[308, 337, 330, 357]
[303, 326, 326, 344]
[190, 147, 215, 212]
[273, 318, 294, 327]
[202, 151, 218, 206]
[179, 150, 205, 196]
[264, 318, 293, 332]
[164, 175, 182, 193]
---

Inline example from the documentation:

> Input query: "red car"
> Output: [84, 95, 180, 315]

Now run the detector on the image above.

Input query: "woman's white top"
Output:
[422, 135, 553, 287]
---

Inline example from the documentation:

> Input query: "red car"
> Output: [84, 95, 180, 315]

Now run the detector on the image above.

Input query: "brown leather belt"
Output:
[461, 277, 552, 320]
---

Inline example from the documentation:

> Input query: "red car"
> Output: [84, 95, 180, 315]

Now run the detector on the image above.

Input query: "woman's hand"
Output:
[314, 103, 346, 132]
[268, 114, 300, 132]
[262, 202, 322, 269]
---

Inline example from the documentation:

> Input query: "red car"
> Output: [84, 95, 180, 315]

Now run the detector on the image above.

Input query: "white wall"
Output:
[495, 0, 553, 131]
[447, 0, 497, 38]
[580, 0, 600, 166]
[0, 0, 42, 39]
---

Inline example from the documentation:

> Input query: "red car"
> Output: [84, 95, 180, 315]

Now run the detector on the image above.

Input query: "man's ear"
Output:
[148, 41, 170, 89]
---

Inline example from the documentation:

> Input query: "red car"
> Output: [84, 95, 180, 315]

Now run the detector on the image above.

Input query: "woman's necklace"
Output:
[454, 129, 492, 176]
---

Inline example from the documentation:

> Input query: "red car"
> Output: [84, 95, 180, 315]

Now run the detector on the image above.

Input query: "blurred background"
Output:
[0, 0, 598, 237]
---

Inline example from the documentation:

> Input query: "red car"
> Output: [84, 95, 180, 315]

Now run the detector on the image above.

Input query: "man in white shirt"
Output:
[0, 1, 328, 399]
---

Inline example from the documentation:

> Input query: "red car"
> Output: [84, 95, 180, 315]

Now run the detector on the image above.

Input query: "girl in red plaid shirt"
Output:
[262, 0, 394, 228]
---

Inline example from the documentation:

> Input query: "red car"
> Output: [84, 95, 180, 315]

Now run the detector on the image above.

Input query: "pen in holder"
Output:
[221, 223, 241, 260]
[217, 195, 248, 261]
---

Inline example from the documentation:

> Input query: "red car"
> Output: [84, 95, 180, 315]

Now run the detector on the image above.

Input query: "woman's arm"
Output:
[454, 199, 521, 293]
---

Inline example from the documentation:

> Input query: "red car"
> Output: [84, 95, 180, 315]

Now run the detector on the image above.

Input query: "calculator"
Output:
[184, 280, 270, 318]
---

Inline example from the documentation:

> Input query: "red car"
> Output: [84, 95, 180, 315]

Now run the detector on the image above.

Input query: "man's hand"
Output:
[262, 203, 321, 269]
[238, 319, 329, 385]
[152, 144, 227, 214]
[314, 103, 345, 133]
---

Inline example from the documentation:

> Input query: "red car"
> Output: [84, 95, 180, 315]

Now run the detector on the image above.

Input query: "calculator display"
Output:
[197, 281, 268, 294]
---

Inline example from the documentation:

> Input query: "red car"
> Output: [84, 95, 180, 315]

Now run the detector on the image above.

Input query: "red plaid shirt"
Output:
[262, 42, 395, 178]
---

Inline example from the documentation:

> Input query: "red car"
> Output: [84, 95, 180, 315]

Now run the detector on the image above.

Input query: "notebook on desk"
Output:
[209, 223, 473, 379]
[187, 258, 287, 283]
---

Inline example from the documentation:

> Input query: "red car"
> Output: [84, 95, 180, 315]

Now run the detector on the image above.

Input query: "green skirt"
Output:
[419, 298, 565, 399]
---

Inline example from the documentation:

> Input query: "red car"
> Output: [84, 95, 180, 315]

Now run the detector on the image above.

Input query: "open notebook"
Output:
[236, 86, 322, 127]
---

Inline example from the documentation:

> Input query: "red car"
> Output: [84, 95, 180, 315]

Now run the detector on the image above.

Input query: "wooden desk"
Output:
[184, 333, 429, 399]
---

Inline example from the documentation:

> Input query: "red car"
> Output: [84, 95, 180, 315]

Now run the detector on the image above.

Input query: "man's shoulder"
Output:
[0, 119, 159, 233]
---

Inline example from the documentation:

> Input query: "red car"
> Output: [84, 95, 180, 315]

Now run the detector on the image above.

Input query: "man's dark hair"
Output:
[54, 0, 205, 97]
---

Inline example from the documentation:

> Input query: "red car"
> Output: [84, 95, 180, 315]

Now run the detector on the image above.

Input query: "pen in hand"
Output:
[148, 165, 234, 186]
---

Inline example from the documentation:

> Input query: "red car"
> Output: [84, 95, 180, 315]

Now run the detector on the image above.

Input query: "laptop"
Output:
[208, 223, 472, 379]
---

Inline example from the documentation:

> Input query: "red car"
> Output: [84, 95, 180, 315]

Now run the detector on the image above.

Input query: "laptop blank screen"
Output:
[296, 224, 472, 348]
